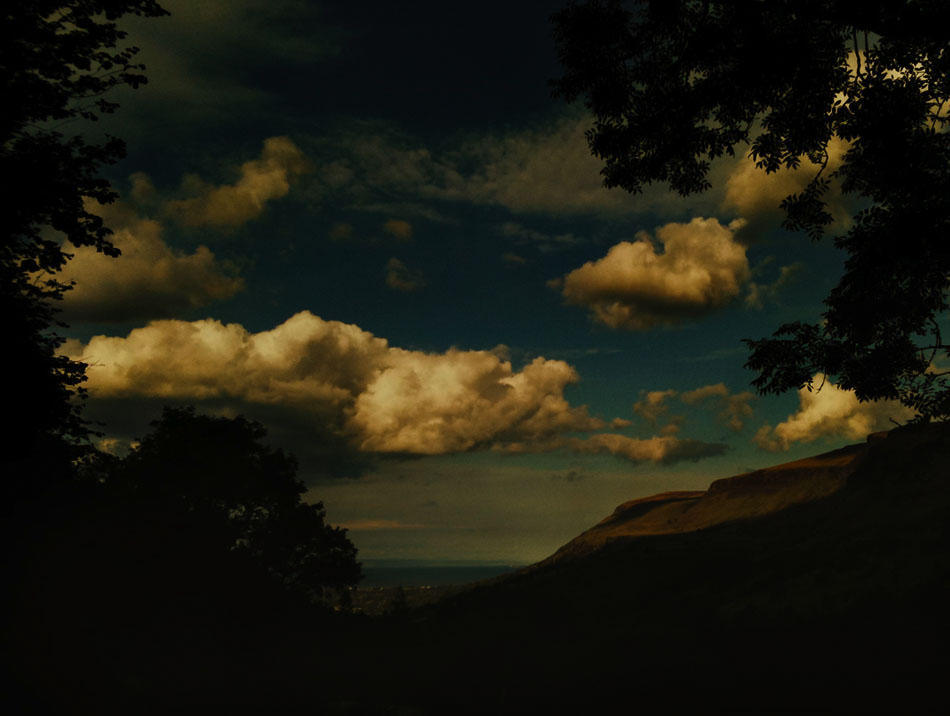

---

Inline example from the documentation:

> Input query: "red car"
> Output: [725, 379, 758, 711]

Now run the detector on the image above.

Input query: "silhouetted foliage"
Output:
[551, 0, 950, 420]
[105, 406, 363, 601]
[1, 1, 168, 482]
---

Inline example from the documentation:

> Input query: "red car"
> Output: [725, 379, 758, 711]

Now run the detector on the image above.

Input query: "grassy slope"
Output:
[357, 424, 950, 714]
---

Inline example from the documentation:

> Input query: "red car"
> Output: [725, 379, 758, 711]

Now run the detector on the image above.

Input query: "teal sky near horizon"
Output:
[57, 0, 920, 564]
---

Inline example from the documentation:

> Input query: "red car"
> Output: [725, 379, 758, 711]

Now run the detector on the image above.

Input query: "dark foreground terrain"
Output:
[6, 423, 949, 714]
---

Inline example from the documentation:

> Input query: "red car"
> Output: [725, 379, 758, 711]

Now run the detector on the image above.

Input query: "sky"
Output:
[57, 0, 918, 565]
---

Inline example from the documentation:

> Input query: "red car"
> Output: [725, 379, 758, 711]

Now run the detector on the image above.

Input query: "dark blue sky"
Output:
[58, 0, 916, 563]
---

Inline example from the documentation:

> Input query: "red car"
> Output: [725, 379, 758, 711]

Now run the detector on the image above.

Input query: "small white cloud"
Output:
[754, 374, 914, 451]
[167, 136, 308, 228]
[633, 389, 678, 426]
[382, 219, 413, 240]
[555, 217, 749, 330]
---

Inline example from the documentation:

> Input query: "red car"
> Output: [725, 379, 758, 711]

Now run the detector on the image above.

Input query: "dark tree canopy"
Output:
[105, 407, 363, 600]
[1, 1, 168, 474]
[552, 0, 950, 420]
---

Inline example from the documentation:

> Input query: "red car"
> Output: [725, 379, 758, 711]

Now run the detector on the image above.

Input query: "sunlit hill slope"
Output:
[383, 422, 950, 714]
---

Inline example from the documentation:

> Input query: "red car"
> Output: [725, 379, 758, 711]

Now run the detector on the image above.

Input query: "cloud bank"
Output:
[67, 312, 726, 468]
[554, 218, 750, 330]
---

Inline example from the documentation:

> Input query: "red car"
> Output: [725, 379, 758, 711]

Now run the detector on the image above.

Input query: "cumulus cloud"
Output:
[60, 213, 244, 322]
[350, 351, 602, 453]
[167, 136, 308, 227]
[633, 389, 677, 426]
[554, 217, 750, 330]
[722, 136, 851, 238]
[385, 258, 426, 292]
[754, 375, 915, 451]
[626, 382, 757, 436]
[66, 311, 610, 459]
[67, 313, 736, 468]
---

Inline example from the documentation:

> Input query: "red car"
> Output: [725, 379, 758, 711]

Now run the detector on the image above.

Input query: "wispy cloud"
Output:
[66, 311, 730, 470]
[385, 258, 426, 292]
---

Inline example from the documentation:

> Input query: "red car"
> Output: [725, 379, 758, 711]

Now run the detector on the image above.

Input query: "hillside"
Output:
[12, 424, 946, 714]
[539, 438, 868, 564]
[359, 423, 950, 715]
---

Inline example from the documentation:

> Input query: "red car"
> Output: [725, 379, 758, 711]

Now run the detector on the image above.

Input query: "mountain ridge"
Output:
[405, 422, 950, 714]
[538, 437, 872, 566]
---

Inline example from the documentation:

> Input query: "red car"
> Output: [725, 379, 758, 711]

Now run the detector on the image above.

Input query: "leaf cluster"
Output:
[1, 1, 167, 466]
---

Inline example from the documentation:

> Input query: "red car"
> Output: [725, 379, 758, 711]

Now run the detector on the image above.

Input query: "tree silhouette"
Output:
[102, 407, 363, 600]
[551, 0, 950, 420]
[1, 1, 168, 486]
[107, 406, 362, 602]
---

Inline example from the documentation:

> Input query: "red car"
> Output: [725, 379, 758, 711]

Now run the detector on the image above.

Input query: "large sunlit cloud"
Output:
[67, 312, 601, 456]
[754, 374, 915, 451]
[66, 312, 729, 468]
[349, 350, 600, 454]
[60, 213, 244, 322]
[167, 136, 308, 227]
[553, 217, 749, 330]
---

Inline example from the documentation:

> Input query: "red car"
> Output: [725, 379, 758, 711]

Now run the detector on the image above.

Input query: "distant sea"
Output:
[359, 562, 523, 588]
